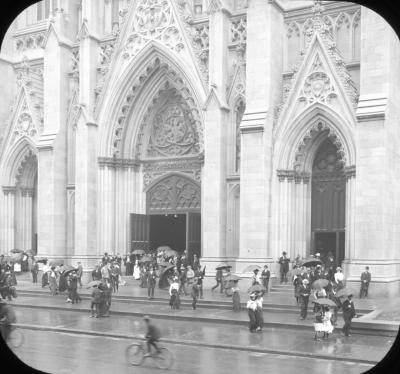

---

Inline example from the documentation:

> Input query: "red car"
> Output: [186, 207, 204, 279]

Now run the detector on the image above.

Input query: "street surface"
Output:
[11, 329, 375, 374]
[4, 307, 395, 374]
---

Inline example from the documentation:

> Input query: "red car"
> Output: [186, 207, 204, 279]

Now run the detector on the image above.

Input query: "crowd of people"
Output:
[0, 246, 372, 342]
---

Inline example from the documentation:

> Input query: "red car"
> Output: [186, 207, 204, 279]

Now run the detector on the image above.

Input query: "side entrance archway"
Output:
[130, 173, 201, 262]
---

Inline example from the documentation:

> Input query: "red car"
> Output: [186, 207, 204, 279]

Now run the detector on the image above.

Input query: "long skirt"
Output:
[49, 277, 57, 295]
[232, 291, 241, 311]
[41, 272, 48, 287]
[248, 309, 257, 331]
[255, 308, 264, 329]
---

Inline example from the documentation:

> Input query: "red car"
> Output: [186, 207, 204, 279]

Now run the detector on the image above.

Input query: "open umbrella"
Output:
[242, 264, 261, 273]
[224, 274, 241, 282]
[164, 248, 178, 257]
[312, 278, 330, 289]
[248, 284, 266, 293]
[301, 258, 322, 268]
[159, 265, 175, 289]
[10, 252, 23, 262]
[139, 256, 153, 263]
[35, 257, 48, 264]
[24, 249, 35, 256]
[158, 261, 172, 268]
[312, 298, 337, 307]
[336, 288, 355, 298]
[63, 266, 78, 277]
[156, 246, 172, 253]
[87, 280, 102, 288]
[216, 263, 232, 271]
[132, 249, 145, 255]
[49, 259, 64, 267]
[10, 249, 23, 254]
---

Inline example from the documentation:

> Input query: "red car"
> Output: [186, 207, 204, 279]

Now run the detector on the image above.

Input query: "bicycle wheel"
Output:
[8, 328, 24, 349]
[125, 343, 145, 366]
[155, 347, 173, 370]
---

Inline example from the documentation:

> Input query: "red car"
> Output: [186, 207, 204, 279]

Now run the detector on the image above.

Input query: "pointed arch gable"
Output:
[275, 104, 356, 173]
[0, 136, 37, 187]
[98, 41, 205, 158]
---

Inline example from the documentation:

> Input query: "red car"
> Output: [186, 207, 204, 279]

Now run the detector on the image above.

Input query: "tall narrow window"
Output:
[112, 0, 119, 33]
[235, 100, 245, 172]
[335, 13, 351, 61]
[352, 10, 361, 61]
[37, 1, 43, 21]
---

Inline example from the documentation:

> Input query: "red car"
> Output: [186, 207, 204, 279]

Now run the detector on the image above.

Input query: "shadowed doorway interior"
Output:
[149, 214, 186, 253]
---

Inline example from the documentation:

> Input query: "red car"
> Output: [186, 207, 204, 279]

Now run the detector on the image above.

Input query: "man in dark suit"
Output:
[342, 294, 356, 336]
[278, 251, 290, 284]
[147, 268, 157, 300]
[299, 279, 311, 320]
[359, 266, 371, 299]
[261, 265, 270, 293]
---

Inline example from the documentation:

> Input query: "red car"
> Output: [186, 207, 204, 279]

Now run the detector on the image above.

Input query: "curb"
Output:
[13, 323, 379, 366]
[10, 301, 396, 336]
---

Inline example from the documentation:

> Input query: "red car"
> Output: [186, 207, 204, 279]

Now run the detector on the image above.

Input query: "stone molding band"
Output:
[277, 165, 356, 182]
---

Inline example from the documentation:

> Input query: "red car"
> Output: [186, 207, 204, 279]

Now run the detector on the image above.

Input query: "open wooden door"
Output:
[130, 213, 150, 252]
[186, 212, 201, 264]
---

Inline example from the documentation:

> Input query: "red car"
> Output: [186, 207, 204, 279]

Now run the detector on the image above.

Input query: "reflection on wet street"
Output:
[11, 329, 374, 374]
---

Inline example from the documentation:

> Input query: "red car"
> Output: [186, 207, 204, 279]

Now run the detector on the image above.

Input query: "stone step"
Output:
[16, 290, 371, 315]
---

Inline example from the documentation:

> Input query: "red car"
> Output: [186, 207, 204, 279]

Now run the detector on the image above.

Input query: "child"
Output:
[313, 305, 324, 341]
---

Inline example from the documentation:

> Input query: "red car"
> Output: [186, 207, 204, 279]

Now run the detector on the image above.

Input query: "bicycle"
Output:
[0, 322, 24, 348]
[125, 340, 173, 370]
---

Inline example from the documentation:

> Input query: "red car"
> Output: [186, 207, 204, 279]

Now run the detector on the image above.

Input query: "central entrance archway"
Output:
[311, 138, 346, 267]
[130, 173, 201, 262]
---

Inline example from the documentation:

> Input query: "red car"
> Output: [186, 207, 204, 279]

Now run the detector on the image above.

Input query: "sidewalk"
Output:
[12, 304, 393, 365]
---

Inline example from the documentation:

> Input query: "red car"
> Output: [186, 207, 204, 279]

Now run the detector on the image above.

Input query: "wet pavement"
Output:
[10, 329, 376, 374]
[11, 307, 394, 364]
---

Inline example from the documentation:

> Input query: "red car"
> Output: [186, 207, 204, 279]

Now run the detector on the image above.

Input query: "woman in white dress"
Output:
[334, 267, 344, 290]
[322, 306, 334, 338]
[133, 260, 141, 280]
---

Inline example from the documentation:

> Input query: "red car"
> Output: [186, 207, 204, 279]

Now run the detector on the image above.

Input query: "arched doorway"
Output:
[311, 138, 346, 266]
[130, 174, 201, 262]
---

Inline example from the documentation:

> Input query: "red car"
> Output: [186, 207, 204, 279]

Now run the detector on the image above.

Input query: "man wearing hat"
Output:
[278, 251, 290, 284]
[299, 279, 311, 320]
[342, 294, 356, 336]
[147, 267, 157, 300]
[261, 265, 270, 293]
[359, 266, 371, 299]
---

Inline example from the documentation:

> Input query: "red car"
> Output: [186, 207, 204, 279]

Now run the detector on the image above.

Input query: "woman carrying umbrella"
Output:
[232, 279, 241, 311]
[49, 266, 58, 296]
[246, 293, 258, 332]
[334, 267, 345, 290]
[322, 306, 333, 338]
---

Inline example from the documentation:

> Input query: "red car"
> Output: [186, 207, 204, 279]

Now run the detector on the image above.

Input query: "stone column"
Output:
[343, 7, 400, 296]
[1, 187, 16, 251]
[37, 13, 69, 260]
[201, 1, 231, 272]
[236, 0, 283, 272]
[20, 188, 33, 251]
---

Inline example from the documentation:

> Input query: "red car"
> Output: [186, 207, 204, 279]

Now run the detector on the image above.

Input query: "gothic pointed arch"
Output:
[98, 42, 205, 158]
[0, 137, 37, 188]
[275, 105, 355, 174]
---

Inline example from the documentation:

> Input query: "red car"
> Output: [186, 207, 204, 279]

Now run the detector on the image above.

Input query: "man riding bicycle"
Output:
[0, 299, 16, 342]
[143, 315, 161, 356]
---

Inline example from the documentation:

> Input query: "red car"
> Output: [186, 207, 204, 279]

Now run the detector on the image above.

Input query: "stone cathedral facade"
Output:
[0, 0, 399, 296]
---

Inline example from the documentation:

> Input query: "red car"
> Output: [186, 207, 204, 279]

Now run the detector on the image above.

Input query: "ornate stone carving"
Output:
[147, 174, 200, 211]
[14, 32, 45, 52]
[70, 48, 79, 79]
[147, 92, 199, 157]
[2, 186, 17, 195]
[135, 79, 203, 159]
[97, 157, 139, 169]
[277, 1, 359, 121]
[192, 23, 209, 79]
[95, 40, 116, 101]
[312, 139, 344, 176]
[11, 113, 37, 143]
[15, 150, 37, 185]
[122, 0, 184, 59]
[294, 120, 346, 173]
[299, 71, 337, 105]
[231, 17, 246, 44]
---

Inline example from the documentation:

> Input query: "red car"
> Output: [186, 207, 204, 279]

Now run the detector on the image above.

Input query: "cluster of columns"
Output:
[273, 172, 311, 260]
[0, 187, 16, 251]
[97, 161, 144, 258]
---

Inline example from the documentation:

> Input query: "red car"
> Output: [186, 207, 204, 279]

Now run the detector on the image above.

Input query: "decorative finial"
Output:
[312, 0, 324, 17]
